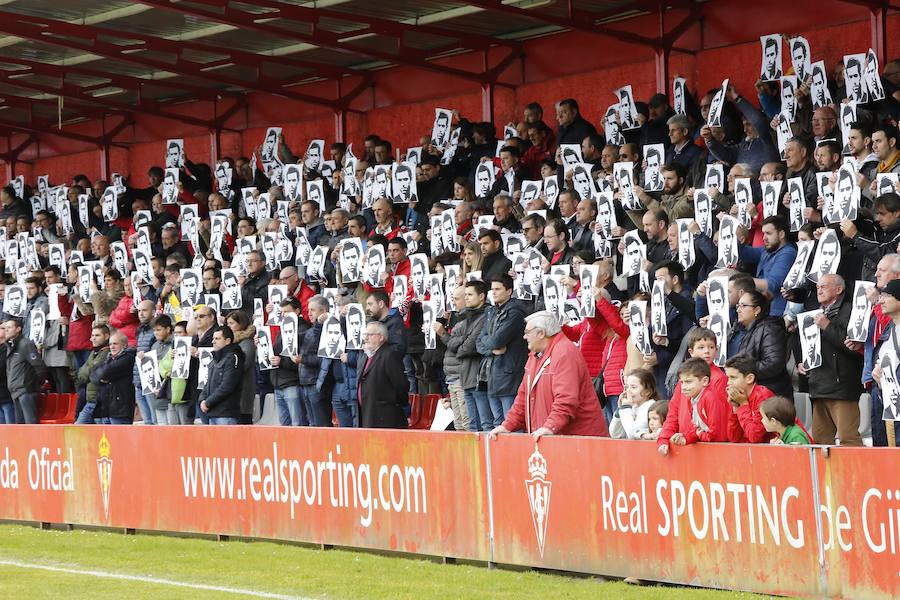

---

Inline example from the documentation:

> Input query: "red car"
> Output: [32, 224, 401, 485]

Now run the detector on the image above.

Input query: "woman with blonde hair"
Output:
[460, 240, 484, 282]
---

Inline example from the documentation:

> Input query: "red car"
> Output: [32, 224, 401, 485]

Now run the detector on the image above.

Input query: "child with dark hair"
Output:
[645, 400, 669, 440]
[761, 396, 813, 445]
[658, 356, 730, 455]
[724, 353, 776, 443]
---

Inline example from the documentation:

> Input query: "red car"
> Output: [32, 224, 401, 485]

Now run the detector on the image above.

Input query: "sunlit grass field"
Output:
[0, 524, 771, 599]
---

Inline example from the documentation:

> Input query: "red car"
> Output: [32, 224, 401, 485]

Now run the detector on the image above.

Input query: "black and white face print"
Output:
[733, 177, 753, 228]
[628, 300, 652, 356]
[261, 127, 281, 163]
[808, 229, 841, 282]
[760, 34, 783, 82]
[876, 173, 899, 197]
[830, 163, 859, 223]
[694, 189, 714, 237]
[304, 139, 325, 172]
[101, 187, 118, 221]
[707, 79, 729, 128]
[111, 241, 128, 278]
[519, 180, 542, 209]
[363, 245, 386, 287]
[422, 300, 438, 350]
[372, 165, 392, 202]
[179, 268, 201, 307]
[339, 237, 363, 284]
[789, 36, 812, 83]
[844, 54, 869, 103]
[614, 162, 640, 210]
[787, 177, 807, 232]
[390, 275, 407, 309]
[3, 283, 25, 317]
[781, 76, 798, 123]
[782, 240, 814, 290]
[798, 309, 824, 370]
[267, 284, 288, 325]
[673, 77, 687, 115]
[283, 164, 303, 202]
[392, 161, 417, 204]
[650, 279, 668, 338]
[676, 218, 695, 269]
[257, 326, 276, 370]
[622, 230, 646, 277]
[603, 105, 625, 146]
[880, 351, 900, 420]
[431, 108, 453, 149]
[279, 312, 299, 358]
[775, 111, 793, 160]
[615, 85, 639, 131]
[10, 175, 23, 200]
[409, 253, 430, 302]
[241, 188, 258, 219]
[215, 161, 233, 193]
[643, 144, 665, 192]
[165, 138, 185, 169]
[559, 144, 583, 174]
[138, 352, 162, 396]
[709, 311, 729, 368]
[704, 164, 725, 195]
[839, 101, 857, 155]
[171, 336, 192, 380]
[306, 179, 326, 214]
[162, 168, 180, 204]
[716, 216, 739, 269]
[572, 164, 597, 203]
[344, 303, 365, 351]
[542, 274, 565, 324]
[864, 48, 886, 101]
[761, 180, 782, 219]
[578, 264, 598, 318]
[474, 162, 495, 199]
[810, 61, 832, 109]
[441, 209, 458, 253]
[406, 147, 422, 165]
[222, 267, 242, 310]
[847, 280, 875, 343]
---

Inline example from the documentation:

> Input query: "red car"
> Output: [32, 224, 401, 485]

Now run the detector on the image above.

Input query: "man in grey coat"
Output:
[4, 317, 48, 423]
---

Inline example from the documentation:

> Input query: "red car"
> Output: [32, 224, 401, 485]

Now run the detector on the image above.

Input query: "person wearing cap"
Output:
[798, 273, 863, 446]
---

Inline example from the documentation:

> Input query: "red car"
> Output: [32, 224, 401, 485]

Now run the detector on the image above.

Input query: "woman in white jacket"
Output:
[609, 368, 657, 440]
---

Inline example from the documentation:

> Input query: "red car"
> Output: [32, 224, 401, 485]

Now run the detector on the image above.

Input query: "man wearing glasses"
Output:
[241, 250, 273, 313]
[189, 307, 218, 424]
[489, 311, 608, 441]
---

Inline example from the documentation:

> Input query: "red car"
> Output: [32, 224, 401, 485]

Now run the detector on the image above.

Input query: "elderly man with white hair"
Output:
[490, 311, 608, 441]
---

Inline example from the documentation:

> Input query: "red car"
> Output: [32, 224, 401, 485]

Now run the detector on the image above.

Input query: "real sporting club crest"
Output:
[525, 446, 551, 556]
[97, 432, 113, 521]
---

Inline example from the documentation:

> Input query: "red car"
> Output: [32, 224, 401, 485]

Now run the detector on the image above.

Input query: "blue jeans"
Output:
[488, 393, 516, 428]
[871, 387, 888, 447]
[465, 389, 494, 432]
[135, 389, 156, 424]
[15, 392, 38, 424]
[98, 417, 132, 425]
[209, 417, 238, 425]
[276, 386, 306, 426]
[604, 394, 619, 427]
[331, 381, 358, 427]
[403, 355, 417, 394]
[300, 385, 331, 427]
[195, 400, 209, 425]
[73, 350, 90, 373]
[0, 402, 15, 424]
[76, 402, 97, 424]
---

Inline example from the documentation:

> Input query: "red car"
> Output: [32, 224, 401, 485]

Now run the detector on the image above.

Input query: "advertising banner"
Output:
[0, 426, 490, 561]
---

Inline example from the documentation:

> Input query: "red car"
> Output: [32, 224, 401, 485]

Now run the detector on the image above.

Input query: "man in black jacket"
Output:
[94, 333, 136, 425]
[478, 229, 512, 284]
[358, 321, 408, 429]
[799, 274, 863, 446]
[556, 98, 598, 146]
[240, 250, 273, 315]
[199, 326, 245, 425]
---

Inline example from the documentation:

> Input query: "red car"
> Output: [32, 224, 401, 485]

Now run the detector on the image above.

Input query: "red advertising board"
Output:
[5, 425, 900, 598]
[813, 447, 900, 600]
[0, 426, 491, 561]
[487, 436, 823, 597]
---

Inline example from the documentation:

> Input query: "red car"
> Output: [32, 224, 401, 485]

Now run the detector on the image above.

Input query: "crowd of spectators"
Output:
[1, 48, 899, 449]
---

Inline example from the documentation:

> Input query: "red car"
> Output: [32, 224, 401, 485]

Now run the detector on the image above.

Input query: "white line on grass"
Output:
[0, 559, 311, 599]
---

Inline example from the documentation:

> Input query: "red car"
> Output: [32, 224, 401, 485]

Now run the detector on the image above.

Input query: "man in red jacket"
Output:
[490, 310, 608, 441]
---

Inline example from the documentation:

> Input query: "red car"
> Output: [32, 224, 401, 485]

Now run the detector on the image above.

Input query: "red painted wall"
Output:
[3, 0, 897, 189]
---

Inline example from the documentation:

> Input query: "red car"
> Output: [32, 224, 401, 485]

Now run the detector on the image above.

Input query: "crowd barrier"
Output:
[0, 425, 896, 599]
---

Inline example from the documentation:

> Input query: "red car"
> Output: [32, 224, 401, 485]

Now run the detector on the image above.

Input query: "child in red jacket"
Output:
[658, 356, 731, 455]
[724, 353, 776, 443]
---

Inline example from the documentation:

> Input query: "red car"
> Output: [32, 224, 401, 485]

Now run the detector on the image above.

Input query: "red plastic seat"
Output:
[407, 393, 422, 428]
[37, 393, 57, 422]
[43, 393, 78, 424]
[416, 394, 441, 430]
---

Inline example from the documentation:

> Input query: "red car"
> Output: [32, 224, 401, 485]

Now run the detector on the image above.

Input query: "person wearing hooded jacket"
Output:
[199, 325, 245, 425]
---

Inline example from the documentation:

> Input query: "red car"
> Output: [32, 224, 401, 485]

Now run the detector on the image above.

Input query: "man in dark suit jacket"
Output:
[358, 321, 409, 429]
